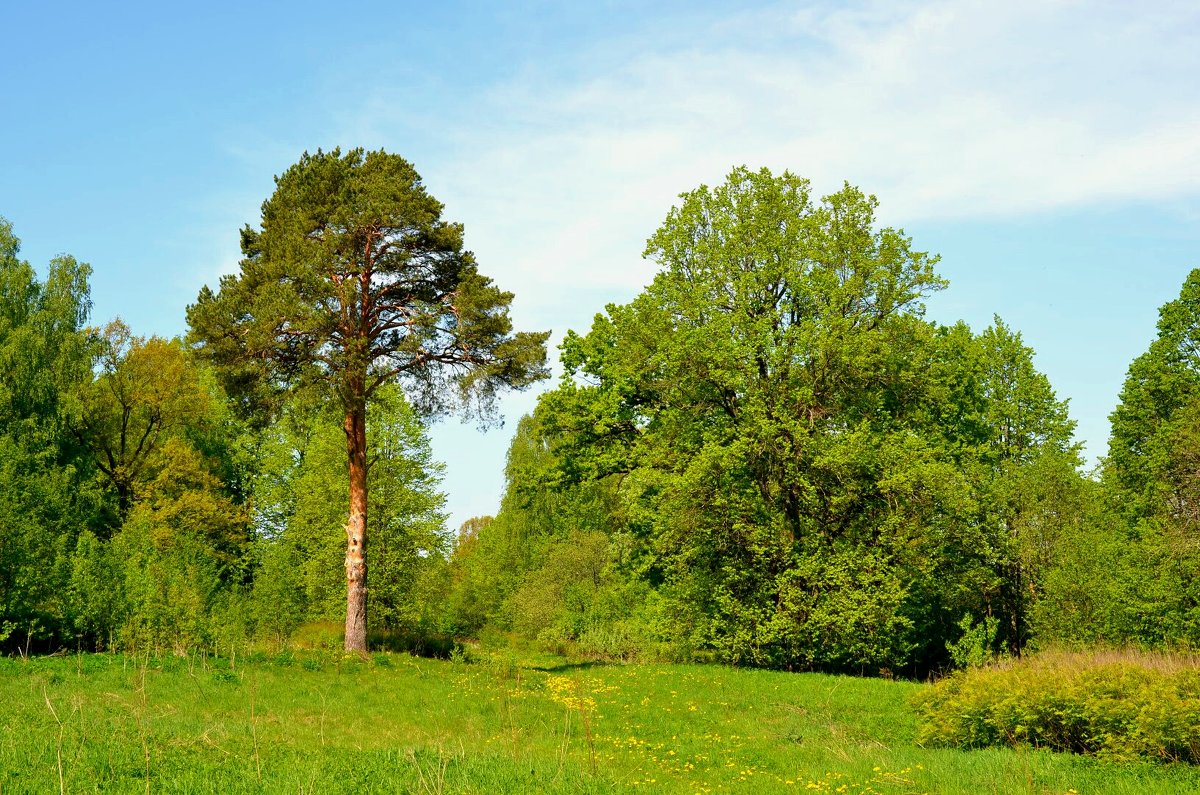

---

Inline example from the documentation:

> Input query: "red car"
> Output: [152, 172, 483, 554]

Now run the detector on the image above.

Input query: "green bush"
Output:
[946, 613, 1003, 669]
[914, 650, 1200, 763]
[111, 513, 226, 653]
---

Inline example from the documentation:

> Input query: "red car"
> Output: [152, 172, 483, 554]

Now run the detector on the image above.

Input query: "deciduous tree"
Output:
[68, 319, 212, 522]
[1107, 269, 1200, 523]
[0, 216, 97, 651]
[527, 168, 1082, 670]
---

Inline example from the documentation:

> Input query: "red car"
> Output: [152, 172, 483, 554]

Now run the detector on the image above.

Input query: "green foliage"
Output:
[0, 213, 452, 655]
[187, 148, 548, 650]
[1037, 270, 1200, 651]
[77, 375, 255, 653]
[0, 218, 93, 437]
[946, 614, 1003, 669]
[445, 413, 631, 637]
[0, 217, 99, 651]
[67, 320, 216, 523]
[1031, 489, 1155, 647]
[111, 510, 226, 652]
[915, 650, 1200, 764]
[249, 540, 308, 645]
[1107, 269, 1200, 522]
[289, 620, 346, 650]
[249, 386, 450, 634]
[505, 530, 656, 660]
[496, 169, 1083, 673]
[186, 147, 549, 423]
[0, 220, 256, 653]
[443, 516, 503, 634]
[66, 530, 123, 648]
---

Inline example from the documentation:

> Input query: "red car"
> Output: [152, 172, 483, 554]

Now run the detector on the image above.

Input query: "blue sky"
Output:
[3, 1, 1199, 531]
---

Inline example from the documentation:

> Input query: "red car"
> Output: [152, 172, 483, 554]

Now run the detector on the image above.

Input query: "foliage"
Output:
[506, 530, 658, 661]
[0, 216, 264, 653]
[66, 530, 123, 648]
[0, 218, 93, 436]
[915, 650, 1200, 764]
[504, 168, 1082, 673]
[15, 162, 1200, 693]
[111, 509, 227, 653]
[1107, 269, 1200, 522]
[188, 149, 549, 423]
[67, 319, 215, 522]
[1027, 270, 1200, 652]
[946, 614, 1003, 669]
[444, 412, 662, 659]
[249, 385, 450, 637]
[0, 216, 99, 651]
[65, 329, 253, 653]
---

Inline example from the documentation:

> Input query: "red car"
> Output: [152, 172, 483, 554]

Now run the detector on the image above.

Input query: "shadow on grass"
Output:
[526, 660, 611, 673]
[369, 628, 461, 660]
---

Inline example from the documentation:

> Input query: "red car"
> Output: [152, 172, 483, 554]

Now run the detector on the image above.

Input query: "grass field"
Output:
[1, 648, 1198, 794]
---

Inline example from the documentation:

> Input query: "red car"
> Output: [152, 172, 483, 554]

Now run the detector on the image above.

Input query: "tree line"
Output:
[1, 156, 1197, 675]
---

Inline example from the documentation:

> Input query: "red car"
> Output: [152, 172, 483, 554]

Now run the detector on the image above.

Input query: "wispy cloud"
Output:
[403, 0, 1200, 326]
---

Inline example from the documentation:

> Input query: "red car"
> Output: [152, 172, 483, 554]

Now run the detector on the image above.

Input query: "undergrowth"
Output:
[914, 649, 1200, 763]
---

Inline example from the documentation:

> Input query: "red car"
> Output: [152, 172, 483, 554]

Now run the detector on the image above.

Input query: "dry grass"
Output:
[989, 647, 1200, 674]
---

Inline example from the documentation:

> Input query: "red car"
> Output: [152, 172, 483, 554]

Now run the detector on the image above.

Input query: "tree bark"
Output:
[344, 398, 369, 652]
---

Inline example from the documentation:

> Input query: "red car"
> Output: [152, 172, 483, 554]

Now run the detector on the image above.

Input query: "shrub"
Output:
[946, 613, 1003, 669]
[290, 620, 344, 650]
[111, 512, 225, 653]
[914, 649, 1200, 763]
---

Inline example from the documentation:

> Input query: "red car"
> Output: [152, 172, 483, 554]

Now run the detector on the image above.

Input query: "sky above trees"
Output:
[3, 0, 1199, 529]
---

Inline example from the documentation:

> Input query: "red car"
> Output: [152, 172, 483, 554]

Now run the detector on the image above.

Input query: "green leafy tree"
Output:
[1108, 269, 1200, 522]
[446, 412, 642, 650]
[105, 440, 249, 653]
[66, 530, 123, 649]
[68, 319, 213, 523]
[0, 216, 98, 650]
[1093, 269, 1200, 646]
[548, 167, 945, 540]
[187, 151, 547, 651]
[524, 169, 1081, 671]
[1030, 482, 1151, 646]
[932, 319, 1080, 656]
[535, 168, 953, 669]
[0, 218, 93, 434]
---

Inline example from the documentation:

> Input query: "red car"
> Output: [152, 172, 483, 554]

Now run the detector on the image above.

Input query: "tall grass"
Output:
[0, 649, 1198, 793]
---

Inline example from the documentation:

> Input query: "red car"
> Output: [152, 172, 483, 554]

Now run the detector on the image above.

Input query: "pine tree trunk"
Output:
[344, 400, 369, 652]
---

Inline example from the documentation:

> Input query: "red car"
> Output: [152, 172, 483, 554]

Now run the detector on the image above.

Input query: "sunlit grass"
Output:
[1, 649, 1198, 793]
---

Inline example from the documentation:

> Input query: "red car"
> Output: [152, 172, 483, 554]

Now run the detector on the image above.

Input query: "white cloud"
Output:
[312, 0, 1200, 527]
[400, 0, 1200, 330]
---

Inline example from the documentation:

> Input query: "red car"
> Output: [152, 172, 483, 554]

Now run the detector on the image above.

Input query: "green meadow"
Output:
[2, 651, 1198, 794]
